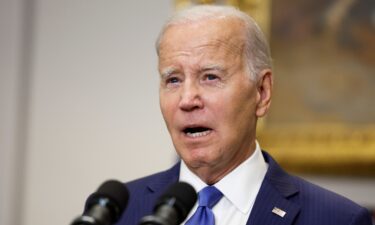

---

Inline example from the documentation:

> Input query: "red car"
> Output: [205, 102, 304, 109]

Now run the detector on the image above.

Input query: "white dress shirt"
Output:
[179, 141, 268, 225]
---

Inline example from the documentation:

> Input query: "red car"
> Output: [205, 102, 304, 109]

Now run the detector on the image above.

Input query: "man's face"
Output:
[158, 18, 267, 181]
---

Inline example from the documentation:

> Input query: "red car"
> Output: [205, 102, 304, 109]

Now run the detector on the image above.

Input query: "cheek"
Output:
[159, 95, 170, 121]
[160, 94, 178, 126]
[207, 97, 229, 126]
[218, 90, 257, 132]
[217, 93, 252, 120]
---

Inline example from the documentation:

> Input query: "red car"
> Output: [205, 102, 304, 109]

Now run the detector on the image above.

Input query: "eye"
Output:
[204, 74, 219, 81]
[166, 77, 180, 84]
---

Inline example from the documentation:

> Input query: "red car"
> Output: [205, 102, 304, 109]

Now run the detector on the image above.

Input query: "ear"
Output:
[255, 69, 273, 118]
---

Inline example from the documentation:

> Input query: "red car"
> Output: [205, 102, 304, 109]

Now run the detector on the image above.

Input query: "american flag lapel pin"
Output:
[272, 207, 287, 218]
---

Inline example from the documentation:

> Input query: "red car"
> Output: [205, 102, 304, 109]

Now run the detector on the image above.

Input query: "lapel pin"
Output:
[272, 207, 286, 218]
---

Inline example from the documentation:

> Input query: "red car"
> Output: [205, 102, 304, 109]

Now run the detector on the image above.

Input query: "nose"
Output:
[179, 80, 203, 112]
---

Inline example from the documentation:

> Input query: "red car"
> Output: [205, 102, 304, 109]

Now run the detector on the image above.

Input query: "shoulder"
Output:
[292, 175, 365, 212]
[291, 175, 372, 224]
[125, 162, 180, 192]
[116, 163, 180, 225]
[262, 151, 372, 225]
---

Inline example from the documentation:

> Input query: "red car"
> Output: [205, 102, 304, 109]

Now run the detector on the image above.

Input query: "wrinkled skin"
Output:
[158, 17, 272, 184]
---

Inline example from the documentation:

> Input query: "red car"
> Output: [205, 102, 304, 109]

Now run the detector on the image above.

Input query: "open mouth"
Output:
[183, 126, 212, 138]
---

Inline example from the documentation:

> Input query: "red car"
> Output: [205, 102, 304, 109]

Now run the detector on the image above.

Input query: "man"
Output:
[118, 5, 372, 225]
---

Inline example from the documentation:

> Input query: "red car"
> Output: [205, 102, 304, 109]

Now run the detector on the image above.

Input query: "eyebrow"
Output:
[200, 64, 225, 73]
[160, 64, 225, 79]
[160, 67, 178, 79]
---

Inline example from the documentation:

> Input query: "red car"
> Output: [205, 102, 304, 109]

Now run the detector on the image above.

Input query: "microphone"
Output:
[139, 182, 197, 225]
[71, 180, 129, 225]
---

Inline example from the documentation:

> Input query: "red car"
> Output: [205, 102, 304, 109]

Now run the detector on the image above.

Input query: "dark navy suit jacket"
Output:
[117, 151, 372, 225]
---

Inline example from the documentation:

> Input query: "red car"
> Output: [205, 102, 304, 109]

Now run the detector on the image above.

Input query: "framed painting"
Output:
[174, 0, 375, 176]
[259, 0, 375, 176]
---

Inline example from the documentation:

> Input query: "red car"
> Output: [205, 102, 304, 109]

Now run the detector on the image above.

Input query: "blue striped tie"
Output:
[185, 186, 223, 225]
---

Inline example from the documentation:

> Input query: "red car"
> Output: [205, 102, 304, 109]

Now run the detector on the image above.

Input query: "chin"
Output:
[183, 151, 215, 168]
[185, 159, 210, 170]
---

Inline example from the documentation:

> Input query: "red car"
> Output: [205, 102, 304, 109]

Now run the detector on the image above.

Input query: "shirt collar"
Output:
[179, 141, 268, 214]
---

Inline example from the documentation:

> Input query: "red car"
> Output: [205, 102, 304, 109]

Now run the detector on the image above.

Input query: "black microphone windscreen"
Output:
[86, 180, 129, 221]
[156, 182, 197, 220]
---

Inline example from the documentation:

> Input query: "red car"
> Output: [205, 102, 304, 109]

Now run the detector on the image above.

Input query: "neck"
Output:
[189, 141, 256, 185]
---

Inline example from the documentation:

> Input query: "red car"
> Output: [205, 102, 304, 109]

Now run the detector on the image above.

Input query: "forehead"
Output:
[158, 17, 246, 60]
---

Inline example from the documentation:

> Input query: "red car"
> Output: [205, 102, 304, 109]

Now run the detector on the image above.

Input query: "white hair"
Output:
[155, 5, 272, 80]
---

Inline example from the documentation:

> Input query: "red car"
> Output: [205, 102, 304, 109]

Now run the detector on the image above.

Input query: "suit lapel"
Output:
[120, 162, 181, 225]
[246, 179, 300, 225]
[247, 152, 301, 225]
[140, 153, 301, 225]
[146, 162, 180, 194]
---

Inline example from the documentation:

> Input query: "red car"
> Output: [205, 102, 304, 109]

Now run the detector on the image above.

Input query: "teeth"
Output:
[186, 130, 211, 138]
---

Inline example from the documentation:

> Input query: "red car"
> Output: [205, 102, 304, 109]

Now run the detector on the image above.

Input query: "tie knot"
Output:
[198, 186, 223, 209]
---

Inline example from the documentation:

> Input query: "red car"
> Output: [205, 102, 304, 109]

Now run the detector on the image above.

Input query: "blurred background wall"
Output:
[0, 1, 374, 225]
[1, 1, 175, 225]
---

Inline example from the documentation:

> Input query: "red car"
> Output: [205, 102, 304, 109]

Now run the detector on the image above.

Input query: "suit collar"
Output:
[148, 152, 299, 197]
[262, 151, 299, 198]
[145, 151, 301, 225]
[146, 162, 180, 193]
[247, 151, 301, 225]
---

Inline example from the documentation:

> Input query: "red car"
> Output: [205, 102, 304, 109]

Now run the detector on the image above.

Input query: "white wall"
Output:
[1, 1, 175, 225]
[0, 0, 28, 225]
[1, 1, 374, 225]
[24, 1, 175, 225]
